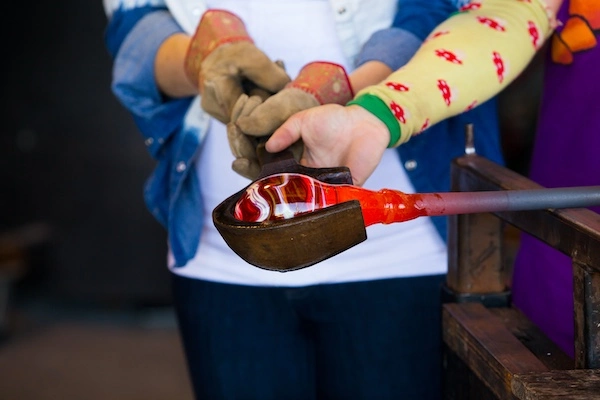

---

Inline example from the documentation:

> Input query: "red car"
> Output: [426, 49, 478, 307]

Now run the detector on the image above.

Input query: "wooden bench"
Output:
[442, 151, 600, 399]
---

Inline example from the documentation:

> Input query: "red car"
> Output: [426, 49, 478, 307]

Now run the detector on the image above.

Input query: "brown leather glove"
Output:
[184, 9, 291, 124]
[228, 62, 353, 179]
[227, 94, 303, 180]
[236, 62, 354, 135]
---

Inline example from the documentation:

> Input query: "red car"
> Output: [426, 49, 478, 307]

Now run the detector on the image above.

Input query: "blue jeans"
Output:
[172, 273, 445, 400]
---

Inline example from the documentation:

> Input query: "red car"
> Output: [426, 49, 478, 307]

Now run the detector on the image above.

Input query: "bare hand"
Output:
[266, 104, 390, 186]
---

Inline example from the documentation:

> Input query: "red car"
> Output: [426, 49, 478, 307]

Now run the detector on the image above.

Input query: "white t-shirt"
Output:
[171, 0, 447, 286]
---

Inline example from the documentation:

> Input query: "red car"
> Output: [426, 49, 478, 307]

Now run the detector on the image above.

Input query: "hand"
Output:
[267, 104, 390, 186]
[235, 62, 354, 136]
[227, 94, 264, 180]
[226, 62, 352, 179]
[227, 94, 303, 180]
[184, 10, 291, 123]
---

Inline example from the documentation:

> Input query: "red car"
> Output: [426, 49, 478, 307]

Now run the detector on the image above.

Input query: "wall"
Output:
[1, 2, 171, 305]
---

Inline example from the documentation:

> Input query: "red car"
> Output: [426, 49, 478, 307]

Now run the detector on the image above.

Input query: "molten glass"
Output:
[233, 173, 427, 226]
[234, 173, 600, 227]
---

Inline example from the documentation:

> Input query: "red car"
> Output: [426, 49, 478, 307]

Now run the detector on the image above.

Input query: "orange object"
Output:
[234, 173, 423, 226]
[551, 0, 600, 65]
[234, 173, 600, 226]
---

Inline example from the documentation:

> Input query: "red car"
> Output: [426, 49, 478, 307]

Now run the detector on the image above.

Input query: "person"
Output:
[269, 0, 558, 183]
[271, 0, 589, 361]
[102, 1, 503, 398]
[510, 0, 600, 359]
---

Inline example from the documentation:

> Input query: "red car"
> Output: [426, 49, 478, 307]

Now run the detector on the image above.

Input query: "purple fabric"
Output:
[511, 1, 600, 358]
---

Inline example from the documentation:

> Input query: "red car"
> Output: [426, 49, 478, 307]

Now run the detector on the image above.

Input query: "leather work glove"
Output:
[229, 62, 354, 179]
[227, 94, 303, 180]
[184, 9, 291, 124]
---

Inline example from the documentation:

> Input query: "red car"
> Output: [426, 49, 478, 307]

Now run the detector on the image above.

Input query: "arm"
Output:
[352, 0, 558, 147]
[228, 0, 456, 179]
[348, 61, 393, 94]
[154, 33, 197, 98]
[268, 0, 562, 186]
[104, 4, 193, 160]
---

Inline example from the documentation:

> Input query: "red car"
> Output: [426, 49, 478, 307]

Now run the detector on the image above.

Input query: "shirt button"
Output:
[404, 160, 417, 171]
[337, 7, 346, 14]
[176, 162, 187, 172]
[144, 138, 154, 146]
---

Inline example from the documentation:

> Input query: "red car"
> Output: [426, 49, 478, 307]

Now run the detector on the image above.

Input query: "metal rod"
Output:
[419, 186, 600, 216]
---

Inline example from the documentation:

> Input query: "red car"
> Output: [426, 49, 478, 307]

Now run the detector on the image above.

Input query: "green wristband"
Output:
[347, 94, 402, 148]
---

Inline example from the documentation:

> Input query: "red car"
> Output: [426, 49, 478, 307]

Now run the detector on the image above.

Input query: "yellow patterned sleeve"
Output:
[353, 0, 555, 147]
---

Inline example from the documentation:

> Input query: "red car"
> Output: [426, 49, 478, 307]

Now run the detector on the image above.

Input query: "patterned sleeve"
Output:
[351, 0, 554, 147]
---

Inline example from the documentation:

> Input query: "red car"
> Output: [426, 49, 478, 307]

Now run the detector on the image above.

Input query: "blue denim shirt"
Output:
[104, 0, 503, 267]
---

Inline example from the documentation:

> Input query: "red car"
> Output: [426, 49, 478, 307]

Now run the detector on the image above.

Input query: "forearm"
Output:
[106, 10, 194, 155]
[155, 33, 197, 98]
[348, 61, 392, 92]
[352, 0, 559, 147]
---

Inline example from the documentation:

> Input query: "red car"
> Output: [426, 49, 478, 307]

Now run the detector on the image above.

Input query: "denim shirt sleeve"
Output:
[105, 6, 204, 256]
[356, 0, 456, 70]
[106, 8, 193, 160]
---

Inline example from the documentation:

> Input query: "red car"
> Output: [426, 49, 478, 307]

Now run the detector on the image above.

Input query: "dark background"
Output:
[2, 2, 171, 307]
[0, 5, 196, 399]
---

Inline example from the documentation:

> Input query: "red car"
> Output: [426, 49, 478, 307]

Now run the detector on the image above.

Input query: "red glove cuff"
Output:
[184, 9, 253, 86]
[286, 62, 354, 105]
